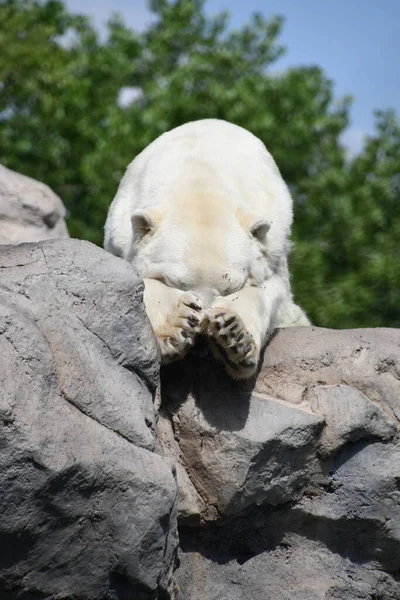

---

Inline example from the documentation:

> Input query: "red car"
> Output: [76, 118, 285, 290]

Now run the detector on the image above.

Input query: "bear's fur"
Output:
[104, 119, 309, 378]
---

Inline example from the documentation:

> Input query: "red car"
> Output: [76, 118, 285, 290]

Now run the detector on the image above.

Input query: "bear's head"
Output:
[129, 196, 276, 306]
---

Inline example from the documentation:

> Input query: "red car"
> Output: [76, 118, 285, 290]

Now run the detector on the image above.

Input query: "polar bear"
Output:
[104, 119, 309, 379]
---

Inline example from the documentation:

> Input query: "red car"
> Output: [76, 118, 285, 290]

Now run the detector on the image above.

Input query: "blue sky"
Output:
[64, 0, 400, 154]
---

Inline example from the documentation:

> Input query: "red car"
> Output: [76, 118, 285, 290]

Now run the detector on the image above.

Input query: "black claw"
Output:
[239, 358, 256, 367]
[228, 323, 238, 332]
[188, 302, 202, 311]
[169, 337, 178, 348]
[214, 312, 225, 319]
[244, 344, 252, 354]
[224, 315, 236, 326]
[181, 331, 189, 338]
[235, 332, 244, 342]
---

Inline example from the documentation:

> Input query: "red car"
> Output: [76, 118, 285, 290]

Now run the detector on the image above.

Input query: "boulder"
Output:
[0, 239, 178, 599]
[1, 237, 399, 600]
[160, 328, 400, 599]
[0, 164, 69, 244]
[160, 359, 324, 521]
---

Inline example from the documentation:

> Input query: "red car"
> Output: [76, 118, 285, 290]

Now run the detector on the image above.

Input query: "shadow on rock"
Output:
[160, 338, 254, 432]
[179, 502, 288, 565]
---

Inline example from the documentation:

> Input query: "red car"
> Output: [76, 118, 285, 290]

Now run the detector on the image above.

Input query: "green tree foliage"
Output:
[292, 109, 400, 328]
[1, 0, 399, 327]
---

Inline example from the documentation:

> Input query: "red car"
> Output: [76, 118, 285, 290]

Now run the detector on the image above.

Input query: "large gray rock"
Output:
[0, 164, 69, 244]
[1, 237, 399, 600]
[256, 326, 400, 420]
[0, 239, 178, 599]
[177, 440, 400, 600]
[159, 328, 400, 599]
[177, 533, 399, 600]
[307, 384, 396, 457]
[161, 361, 324, 521]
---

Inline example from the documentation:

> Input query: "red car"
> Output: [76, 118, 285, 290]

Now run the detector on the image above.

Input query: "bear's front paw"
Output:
[207, 307, 259, 379]
[158, 292, 206, 364]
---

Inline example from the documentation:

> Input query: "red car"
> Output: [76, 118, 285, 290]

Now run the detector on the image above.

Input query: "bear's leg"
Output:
[207, 275, 287, 379]
[278, 300, 311, 327]
[143, 278, 206, 364]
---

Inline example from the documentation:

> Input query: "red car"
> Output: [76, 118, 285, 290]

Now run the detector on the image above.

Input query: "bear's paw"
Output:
[207, 307, 259, 379]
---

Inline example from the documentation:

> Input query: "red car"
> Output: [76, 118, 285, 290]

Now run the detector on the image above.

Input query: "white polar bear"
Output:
[104, 119, 309, 379]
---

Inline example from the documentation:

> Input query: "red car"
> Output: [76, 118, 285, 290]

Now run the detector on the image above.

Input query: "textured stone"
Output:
[0, 239, 159, 448]
[256, 326, 400, 420]
[0, 239, 177, 599]
[162, 358, 323, 521]
[307, 384, 397, 457]
[1, 238, 399, 600]
[162, 327, 400, 599]
[176, 436, 400, 599]
[177, 534, 400, 600]
[157, 411, 204, 521]
[298, 441, 400, 573]
[0, 164, 69, 244]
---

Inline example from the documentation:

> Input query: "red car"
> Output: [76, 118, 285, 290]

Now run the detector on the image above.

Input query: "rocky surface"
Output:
[160, 328, 400, 599]
[0, 240, 177, 599]
[0, 238, 399, 599]
[0, 164, 69, 244]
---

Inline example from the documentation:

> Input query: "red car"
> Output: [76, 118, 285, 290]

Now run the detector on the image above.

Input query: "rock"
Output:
[161, 358, 324, 521]
[307, 384, 396, 457]
[0, 164, 69, 244]
[297, 441, 400, 573]
[160, 328, 400, 599]
[256, 326, 400, 420]
[157, 411, 204, 521]
[0, 239, 178, 599]
[1, 237, 399, 600]
[177, 533, 400, 600]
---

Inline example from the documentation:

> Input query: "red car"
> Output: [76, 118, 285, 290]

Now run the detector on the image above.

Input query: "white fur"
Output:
[104, 119, 309, 378]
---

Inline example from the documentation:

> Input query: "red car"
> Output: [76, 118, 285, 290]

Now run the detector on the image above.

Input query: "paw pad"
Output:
[207, 308, 259, 378]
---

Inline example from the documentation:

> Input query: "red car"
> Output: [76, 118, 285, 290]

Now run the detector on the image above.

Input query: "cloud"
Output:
[340, 128, 369, 158]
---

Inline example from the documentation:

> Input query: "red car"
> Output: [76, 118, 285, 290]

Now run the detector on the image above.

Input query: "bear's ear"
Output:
[131, 209, 161, 243]
[250, 219, 271, 243]
[237, 210, 271, 243]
